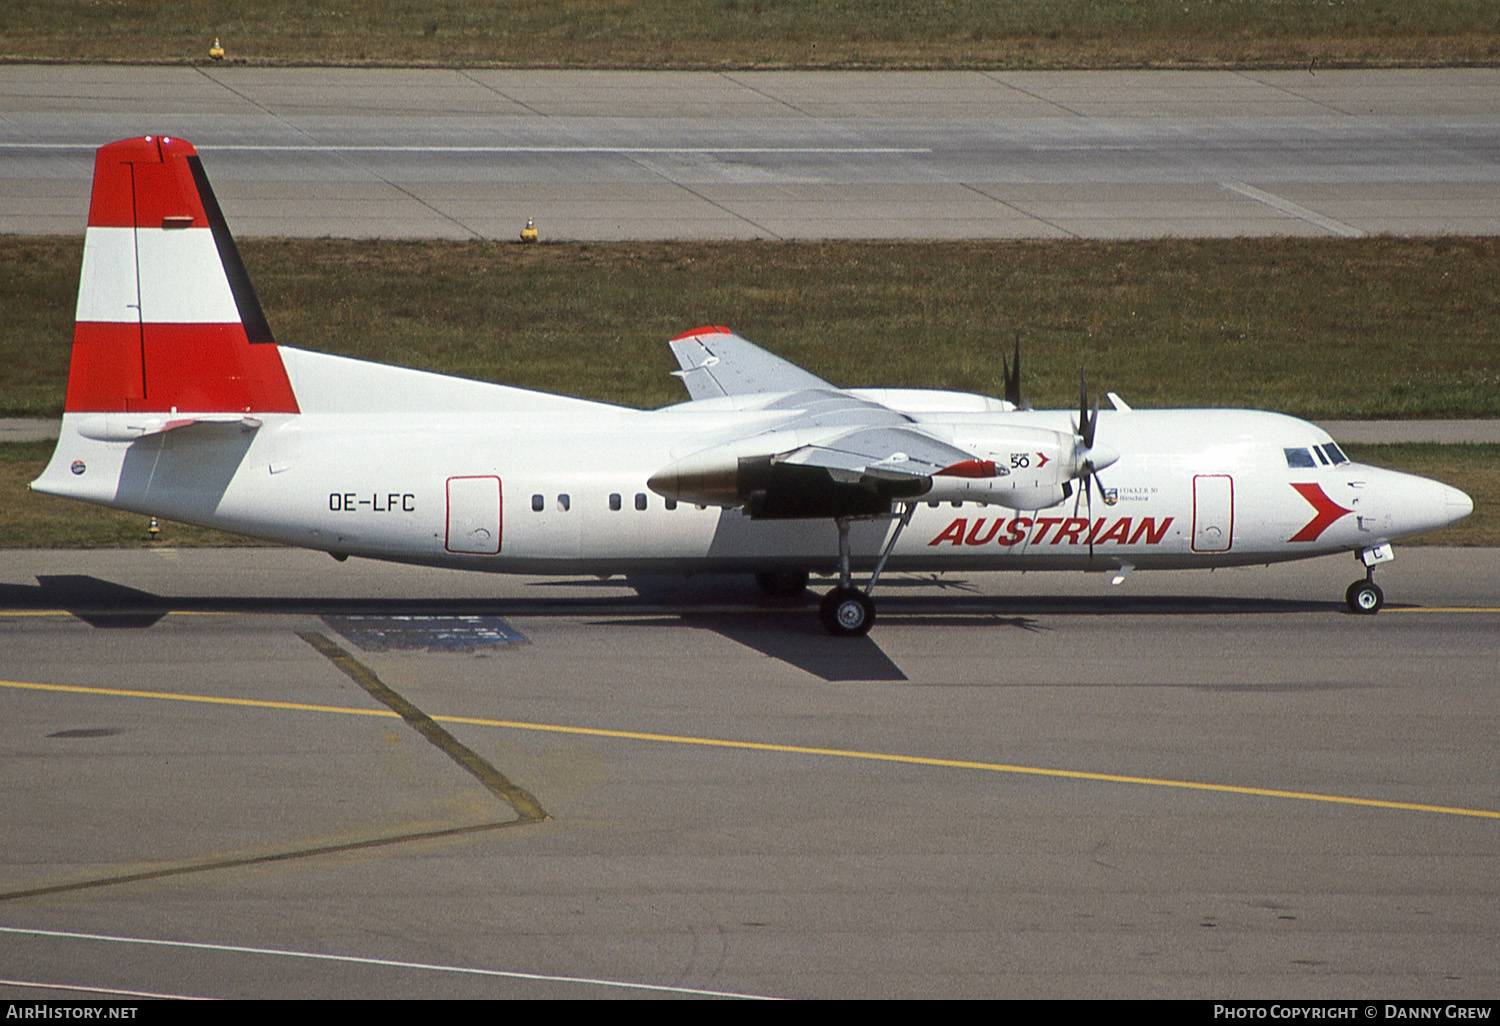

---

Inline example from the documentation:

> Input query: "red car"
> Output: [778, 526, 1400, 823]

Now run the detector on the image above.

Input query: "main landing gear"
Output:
[1345, 544, 1393, 614]
[819, 506, 915, 637]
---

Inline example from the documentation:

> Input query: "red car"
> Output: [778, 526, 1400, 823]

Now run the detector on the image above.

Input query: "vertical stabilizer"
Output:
[68, 135, 298, 414]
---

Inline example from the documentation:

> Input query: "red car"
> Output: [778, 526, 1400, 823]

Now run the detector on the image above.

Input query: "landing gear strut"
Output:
[819, 506, 914, 637]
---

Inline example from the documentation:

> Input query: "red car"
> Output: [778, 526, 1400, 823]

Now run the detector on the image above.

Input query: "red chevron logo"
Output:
[1288, 482, 1352, 542]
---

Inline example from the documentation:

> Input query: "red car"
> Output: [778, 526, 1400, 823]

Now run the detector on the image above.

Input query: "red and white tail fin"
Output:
[68, 135, 298, 415]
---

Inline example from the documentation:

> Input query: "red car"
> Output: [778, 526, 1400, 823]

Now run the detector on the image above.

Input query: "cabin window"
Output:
[635, 492, 648, 511]
[609, 493, 622, 511]
[1284, 447, 1316, 469]
[1323, 443, 1350, 465]
[557, 494, 571, 512]
[531, 494, 544, 512]
[665, 499, 677, 511]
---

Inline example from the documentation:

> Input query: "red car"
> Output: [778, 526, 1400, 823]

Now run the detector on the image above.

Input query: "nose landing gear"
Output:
[1346, 544, 1393, 614]
[1345, 576, 1384, 614]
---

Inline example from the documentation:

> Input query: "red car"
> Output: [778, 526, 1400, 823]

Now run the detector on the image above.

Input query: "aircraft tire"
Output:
[1345, 580, 1384, 614]
[820, 586, 875, 637]
[755, 569, 810, 599]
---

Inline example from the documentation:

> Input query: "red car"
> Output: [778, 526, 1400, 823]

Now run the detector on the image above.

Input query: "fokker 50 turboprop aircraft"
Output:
[33, 137, 1474, 635]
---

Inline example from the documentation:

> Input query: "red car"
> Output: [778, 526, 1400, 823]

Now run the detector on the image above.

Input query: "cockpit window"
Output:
[1284, 447, 1317, 469]
[1322, 443, 1350, 465]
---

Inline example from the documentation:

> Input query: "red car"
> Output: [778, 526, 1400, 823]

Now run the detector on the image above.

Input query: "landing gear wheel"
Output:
[1346, 580, 1384, 614]
[755, 569, 810, 599]
[820, 586, 875, 637]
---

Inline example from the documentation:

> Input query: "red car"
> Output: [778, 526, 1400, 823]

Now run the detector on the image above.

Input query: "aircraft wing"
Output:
[778, 425, 987, 481]
[669, 326, 834, 399]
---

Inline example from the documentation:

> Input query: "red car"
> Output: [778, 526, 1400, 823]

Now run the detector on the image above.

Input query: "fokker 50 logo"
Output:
[1289, 483, 1352, 542]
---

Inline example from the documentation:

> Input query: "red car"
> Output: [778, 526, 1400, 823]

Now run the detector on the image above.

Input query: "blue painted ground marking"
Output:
[322, 615, 528, 652]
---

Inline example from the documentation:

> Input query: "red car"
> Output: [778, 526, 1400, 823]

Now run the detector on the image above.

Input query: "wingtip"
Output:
[668, 325, 732, 342]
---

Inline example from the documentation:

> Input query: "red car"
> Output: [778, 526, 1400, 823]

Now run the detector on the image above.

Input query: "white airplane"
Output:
[32, 136, 1474, 635]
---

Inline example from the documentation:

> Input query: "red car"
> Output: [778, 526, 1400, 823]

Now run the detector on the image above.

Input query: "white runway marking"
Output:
[0, 978, 210, 1000]
[0, 925, 783, 1000]
[1221, 180, 1366, 238]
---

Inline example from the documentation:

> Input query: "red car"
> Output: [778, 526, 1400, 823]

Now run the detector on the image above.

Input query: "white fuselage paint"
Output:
[32, 348, 1472, 580]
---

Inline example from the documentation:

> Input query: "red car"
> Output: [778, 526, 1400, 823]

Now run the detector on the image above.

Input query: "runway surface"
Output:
[2, 66, 1498, 240]
[1, 547, 1497, 999]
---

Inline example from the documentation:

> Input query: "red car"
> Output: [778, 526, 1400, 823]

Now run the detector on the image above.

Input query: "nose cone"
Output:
[1388, 473, 1473, 538]
[1440, 481, 1474, 524]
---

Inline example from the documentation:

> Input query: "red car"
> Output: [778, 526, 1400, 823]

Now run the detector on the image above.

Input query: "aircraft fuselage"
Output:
[36, 365, 1470, 579]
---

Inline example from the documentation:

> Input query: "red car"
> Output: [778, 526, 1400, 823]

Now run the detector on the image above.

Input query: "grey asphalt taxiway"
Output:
[2, 66, 1498, 240]
[1, 547, 1497, 999]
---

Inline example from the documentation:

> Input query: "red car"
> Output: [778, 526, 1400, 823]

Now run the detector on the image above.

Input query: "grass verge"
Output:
[4, 235, 1499, 420]
[4, 441, 1493, 548]
[2, 1, 1498, 69]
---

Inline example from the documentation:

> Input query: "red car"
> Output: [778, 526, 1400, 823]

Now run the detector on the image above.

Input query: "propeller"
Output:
[1002, 331, 1023, 409]
[1072, 363, 1119, 557]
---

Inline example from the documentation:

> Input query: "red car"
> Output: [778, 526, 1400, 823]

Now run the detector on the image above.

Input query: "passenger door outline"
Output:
[446, 475, 502, 554]
[1192, 474, 1234, 553]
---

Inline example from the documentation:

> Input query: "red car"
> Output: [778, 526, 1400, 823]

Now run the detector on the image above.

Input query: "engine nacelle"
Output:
[648, 423, 1105, 519]
[648, 451, 920, 518]
[923, 477, 1071, 510]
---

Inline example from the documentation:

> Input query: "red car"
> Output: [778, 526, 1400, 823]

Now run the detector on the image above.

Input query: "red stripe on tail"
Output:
[87, 136, 209, 230]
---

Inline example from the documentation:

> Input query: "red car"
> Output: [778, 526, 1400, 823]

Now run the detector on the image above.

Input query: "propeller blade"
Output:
[1003, 331, 1022, 408]
[1086, 470, 1095, 557]
[1077, 364, 1098, 451]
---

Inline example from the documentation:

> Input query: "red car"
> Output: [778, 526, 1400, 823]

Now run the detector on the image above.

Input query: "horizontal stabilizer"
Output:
[72, 412, 262, 442]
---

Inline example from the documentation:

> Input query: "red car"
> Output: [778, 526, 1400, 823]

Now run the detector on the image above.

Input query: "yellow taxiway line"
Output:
[2, 676, 1497, 821]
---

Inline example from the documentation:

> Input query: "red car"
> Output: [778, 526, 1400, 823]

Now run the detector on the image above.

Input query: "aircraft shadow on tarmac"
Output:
[5, 574, 1337, 622]
[6, 572, 1340, 684]
[597, 612, 913, 682]
[3, 575, 1352, 683]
